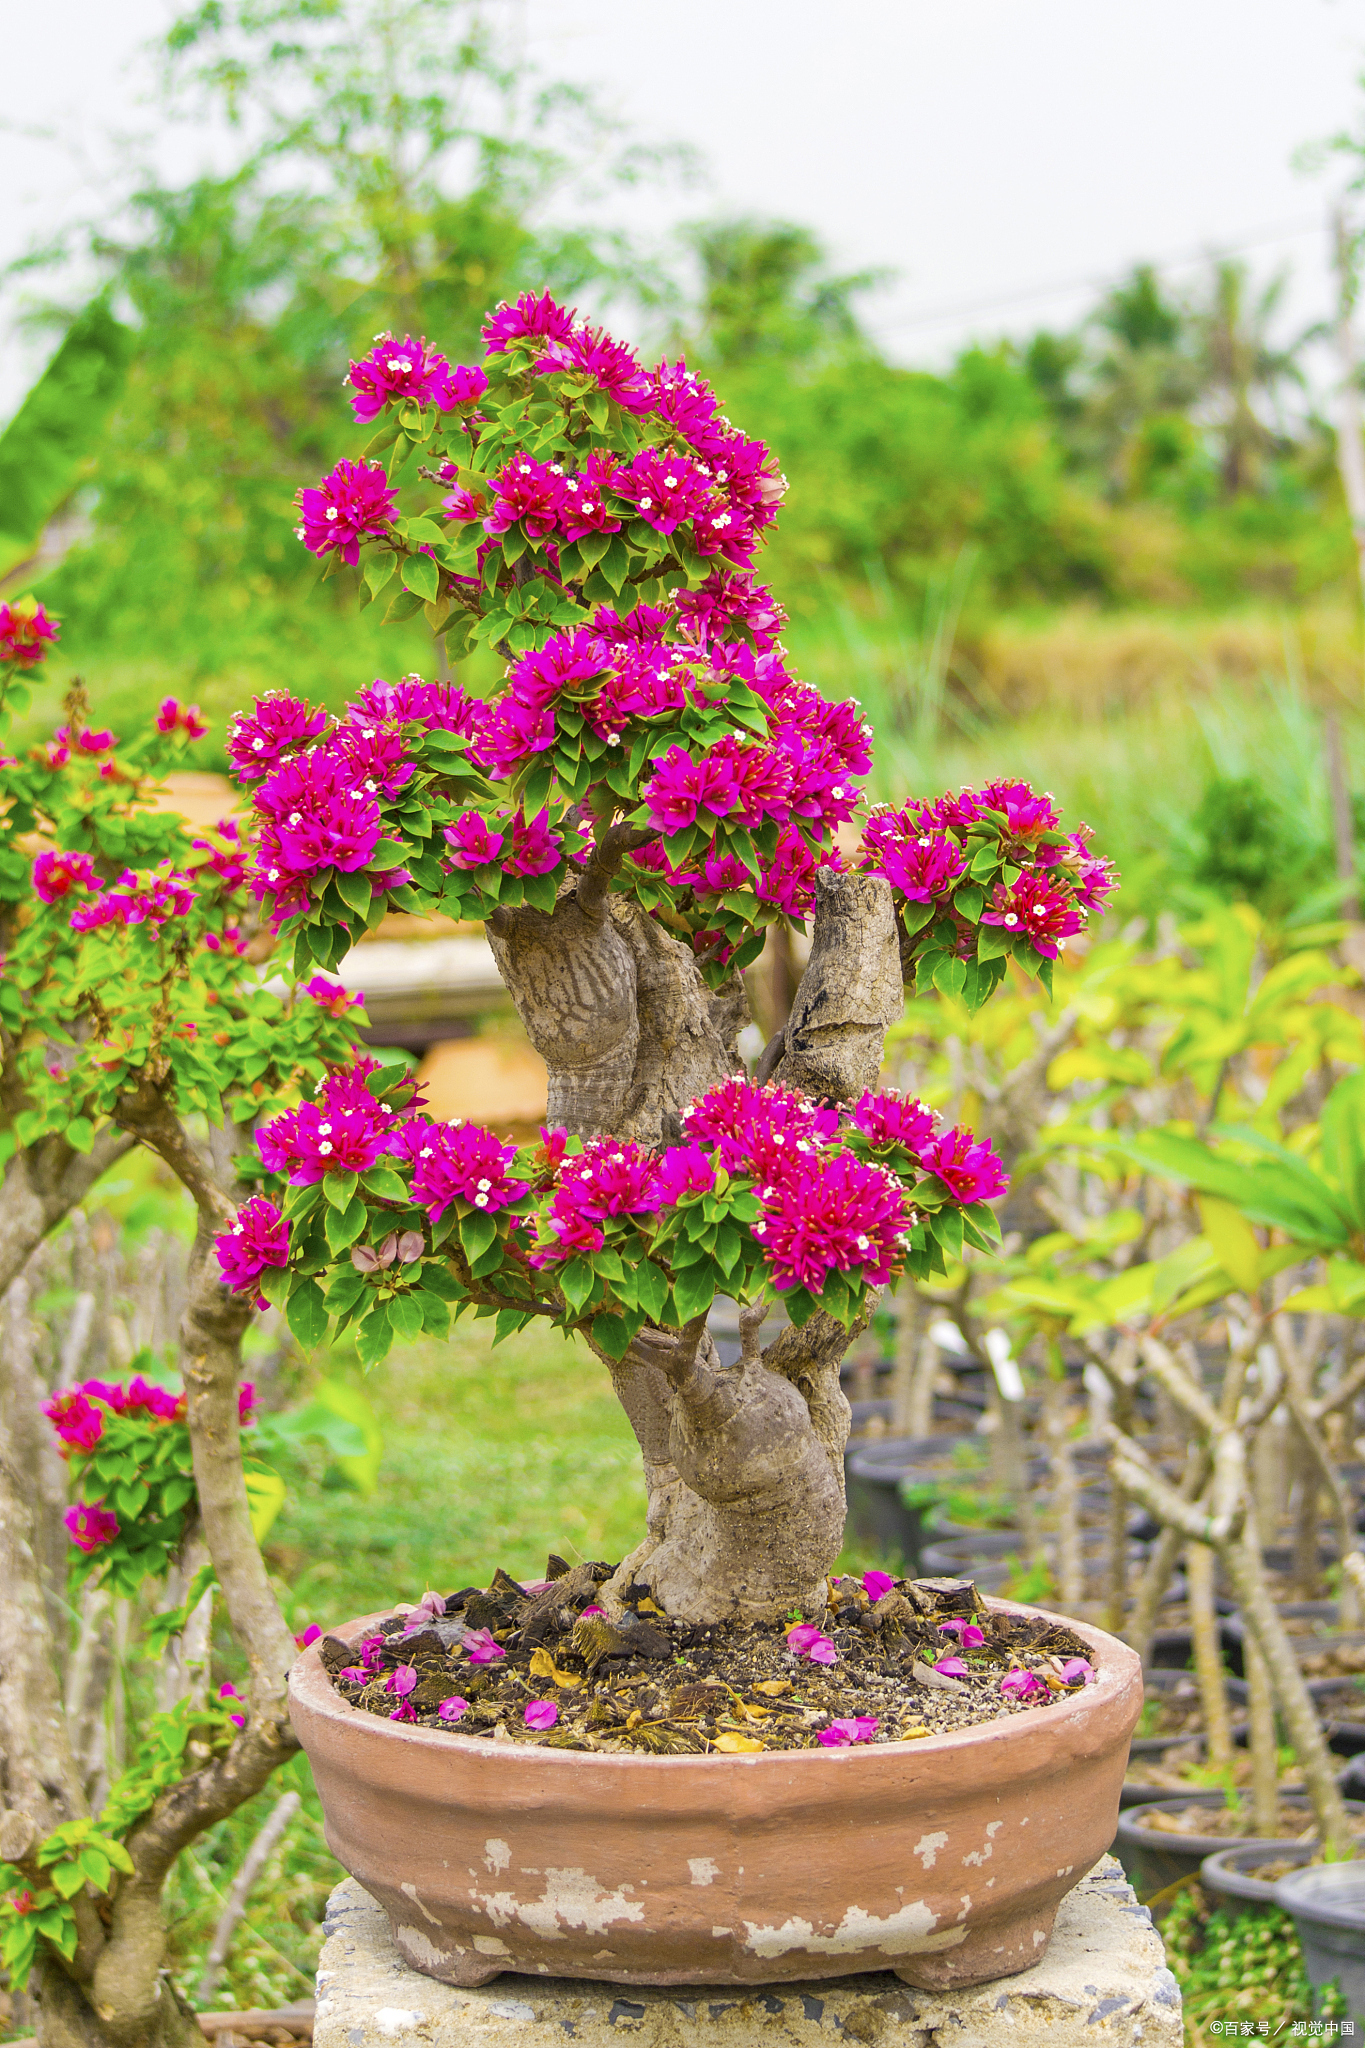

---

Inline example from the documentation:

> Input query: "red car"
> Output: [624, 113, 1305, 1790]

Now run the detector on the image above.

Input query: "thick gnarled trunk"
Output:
[488, 864, 905, 1621]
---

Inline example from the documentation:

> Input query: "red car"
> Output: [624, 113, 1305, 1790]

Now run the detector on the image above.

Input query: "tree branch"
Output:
[115, 1080, 236, 1230]
[577, 822, 658, 923]
[0, 1125, 134, 1297]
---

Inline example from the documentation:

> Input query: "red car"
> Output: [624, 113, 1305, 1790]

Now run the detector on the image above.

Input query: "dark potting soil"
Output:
[317, 1561, 1094, 1753]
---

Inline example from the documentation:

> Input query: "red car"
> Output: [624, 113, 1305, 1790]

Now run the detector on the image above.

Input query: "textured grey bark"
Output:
[489, 865, 905, 1621]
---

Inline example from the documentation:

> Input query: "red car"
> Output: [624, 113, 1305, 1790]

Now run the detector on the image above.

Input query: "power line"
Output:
[868, 211, 1328, 337]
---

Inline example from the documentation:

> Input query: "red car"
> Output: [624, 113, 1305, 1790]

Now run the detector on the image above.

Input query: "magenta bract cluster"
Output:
[213, 1064, 1008, 1336]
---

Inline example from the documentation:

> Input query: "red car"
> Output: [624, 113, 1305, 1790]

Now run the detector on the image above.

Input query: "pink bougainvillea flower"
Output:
[338, 1666, 368, 1682]
[439, 1695, 470, 1720]
[1000, 1668, 1046, 1700]
[933, 1655, 969, 1678]
[444, 812, 505, 868]
[238, 1383, 257, 1426]
[389, 1700, 419, 1722]
[524, 1700, 559, 1731]
[786, 1623, 838, 1665]
[752, 1150, 907, 1296]
[817, 1716, 877, 1747]
[862, 1570, 896, 1603]
[504, 807, 561, 877]
[462, 1629, 505, 1664]
[850, 1090, 936, 1156]
[0, 598, 59, 667]
[384, 1666, 418, 1697]
[938, 1620, 986, 1648]
[918, 1127, 1008, 1206]
[192, 818, 247, 891]
[617, 448, 715, 534]
[482, 456, 566, 540]
[31, 850, 101, 905]
[641, 745, 741, 834]
[1057, 1657, 1095, 1686]
[980, 871, 1084, 960]
[227, 693, 330, 779]
[214, 1197, 290, 1299]
[410, 1118, 530, 1223]
[65, 1500, 119, 1554]
[294, 1624, 323, 1649]
[43, 1390, 105, 1452]
[536, 325, 653, 413]
[218, 1682, 247, 1728]
[866, 825, 967, 904]
[481, 291, 577, 355]
[304, 975, 362, 1017]
[557, 450, 626, 540]
[653, 1143, 716, 1206]
[296, 459, 397, 566]
[346, 332, 462, 421]
[69, 866, 195, 934]
[156, 698, 208, 739]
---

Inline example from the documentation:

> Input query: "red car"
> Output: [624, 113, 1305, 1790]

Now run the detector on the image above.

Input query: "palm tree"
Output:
[1188, 259, 1305, 497]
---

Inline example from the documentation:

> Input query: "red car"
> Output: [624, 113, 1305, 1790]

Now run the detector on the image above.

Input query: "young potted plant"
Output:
[216, 297, 1139, 1991]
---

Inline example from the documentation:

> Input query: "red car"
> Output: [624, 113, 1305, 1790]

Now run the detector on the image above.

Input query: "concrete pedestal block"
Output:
[314, 1859, 1180, 2048]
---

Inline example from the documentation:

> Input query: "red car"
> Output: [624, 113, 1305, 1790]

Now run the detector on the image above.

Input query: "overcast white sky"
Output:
[4, 0, 1365, 412]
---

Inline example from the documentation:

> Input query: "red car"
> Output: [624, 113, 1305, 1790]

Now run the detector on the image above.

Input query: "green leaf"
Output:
[401, 553, 440, 603]
[50, 1863, 86, 1900]
[384, 586, 426, 624]
[323, 1268, 369, 1316]
[245, 1466, 287, 1542]
[66, 1115, 94, 1154]
[559, 1256, 596, 1315]
[418, 1262, 466, 1301]
[362, 552, 397, 600]
[933, 955, 967, 1000]
[75, 1847, 111, 1892]
[460, 1210, 497, 1262]
[1320, 1070, 1365, 1229]
[334, 869, 372, 917]
[286, 1280, 329, 1348]
[323, 1170, 359, 1210]
[388, 1293, 424, 1342]
[974, 925, 1012, 963]
[355, 1300, 394, 1367]
[325, 1195, 369, 1255]
[671, 1264, 716, 1324]
[952, 884, 984, 923]
[591, 1312, 632, 1359]
[633, 1259, 670, 1320]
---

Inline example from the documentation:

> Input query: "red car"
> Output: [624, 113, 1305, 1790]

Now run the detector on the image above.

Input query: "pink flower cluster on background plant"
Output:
[0, 597, 59, 667]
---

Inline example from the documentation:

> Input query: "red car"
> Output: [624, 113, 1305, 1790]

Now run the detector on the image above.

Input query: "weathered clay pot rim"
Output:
[291, 1596, 1127, 1771]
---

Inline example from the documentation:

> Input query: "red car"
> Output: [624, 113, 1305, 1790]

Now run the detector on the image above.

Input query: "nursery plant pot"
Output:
[1199, 1840, 1319, 1919]
[1118, 1671, 1251, 1805]
[843, 1435, 976, 1567]
[1273, 1861, 1365, 2026]
[289, 1599, 1142, 1994]
[1114, 1791, 1365, 1899]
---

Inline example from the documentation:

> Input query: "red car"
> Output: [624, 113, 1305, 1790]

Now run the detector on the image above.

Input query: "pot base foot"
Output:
[891, 1900, 1060, 1991]
[389, 1921, 504, 1988]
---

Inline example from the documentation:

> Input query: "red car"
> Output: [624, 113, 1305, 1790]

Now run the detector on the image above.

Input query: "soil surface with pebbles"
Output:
[318, 1559, 1096, 1753]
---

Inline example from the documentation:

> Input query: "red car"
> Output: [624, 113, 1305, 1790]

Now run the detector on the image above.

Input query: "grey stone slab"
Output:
[314, 1858, 1180, 2048]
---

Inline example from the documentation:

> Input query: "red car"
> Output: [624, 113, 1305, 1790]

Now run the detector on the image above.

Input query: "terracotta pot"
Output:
[289, 1600, 1140, 1993]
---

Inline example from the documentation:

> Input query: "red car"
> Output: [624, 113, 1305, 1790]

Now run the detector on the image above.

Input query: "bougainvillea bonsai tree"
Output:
[0, 615, 378, 2047]
[214, 296, 1116, 1624]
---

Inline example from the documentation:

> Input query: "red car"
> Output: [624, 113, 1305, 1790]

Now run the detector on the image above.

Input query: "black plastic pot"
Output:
[1200, 1840, 1318, 1919]
[917, 1540, 1011, 1592]
[1113, 1792, 1365, 1898]
[1220, 1601, 1346, 1678]
[1273, 1861, 1365, 2025]
[843, 1435, 970, 1567]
